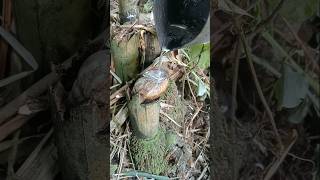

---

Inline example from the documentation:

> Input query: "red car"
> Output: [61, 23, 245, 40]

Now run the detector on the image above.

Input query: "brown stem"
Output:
[248, 0, 286, 36]
[240, 30, 283, 150]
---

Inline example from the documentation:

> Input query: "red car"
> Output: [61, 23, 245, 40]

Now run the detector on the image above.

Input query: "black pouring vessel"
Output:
[153, 0, 210, 50]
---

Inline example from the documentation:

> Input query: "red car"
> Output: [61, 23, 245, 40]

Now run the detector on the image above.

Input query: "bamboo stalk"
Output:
[118, 0, 139, 24]
[129, 95, 160, 138]
[128, 68, 169, 139]
[143, 32, 161, 68]
[111, 33, 140, 82]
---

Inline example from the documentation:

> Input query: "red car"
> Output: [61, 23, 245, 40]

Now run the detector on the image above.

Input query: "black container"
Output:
[153, 0, 210, 50]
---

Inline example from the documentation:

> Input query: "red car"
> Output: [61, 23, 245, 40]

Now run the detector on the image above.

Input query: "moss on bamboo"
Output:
[130, 129, 176, 175]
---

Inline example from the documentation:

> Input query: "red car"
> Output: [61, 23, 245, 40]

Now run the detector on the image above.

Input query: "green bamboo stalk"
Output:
[118, 0, 139, 24]
[128, 94, 160, 138]
[111, 33, 140, 82]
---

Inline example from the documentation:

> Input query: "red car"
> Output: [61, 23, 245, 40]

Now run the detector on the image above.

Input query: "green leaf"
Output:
[197, 79, 207, 97]
[187, 43, 210, 69]
[143, 0, 153, 13]
[262, 32, 320, 96]
[275, 64, 309, 109]
[110, 164, 118, 175]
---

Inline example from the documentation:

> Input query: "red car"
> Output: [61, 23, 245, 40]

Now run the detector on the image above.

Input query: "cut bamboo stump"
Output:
[54, 104, 108, 180]
[52, 50, 108, 180]
[128, 68, 177, 174]
[128, 67, 169, 138]
[129, 95, 160, 138]
[111, 33, 140, 83]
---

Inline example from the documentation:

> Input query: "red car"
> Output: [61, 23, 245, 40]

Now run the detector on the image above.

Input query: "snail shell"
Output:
[133, 68, 169, 102]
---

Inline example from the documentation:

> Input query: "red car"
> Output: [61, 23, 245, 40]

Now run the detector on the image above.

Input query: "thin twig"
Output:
[197, 165, 208, 180]
[288, 153, 315, 167]
[230, 38, 242, 180]
[263, 130, 297, 180]
[281, 16, 320, 75]
[240, 30, 283, 150]
[160, 110, 182, 128]
[187, 105, 202, 129]
[187, 75, 198, 107]
[248, 0, 286, 36]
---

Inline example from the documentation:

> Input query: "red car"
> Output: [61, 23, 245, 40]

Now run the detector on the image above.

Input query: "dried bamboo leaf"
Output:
[0, 71, 33, 87]
[0, 26, 38, 87]
[111, 106, 129, 131]
[15, 129, 57, 180]
[15, 143, 58, 180]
